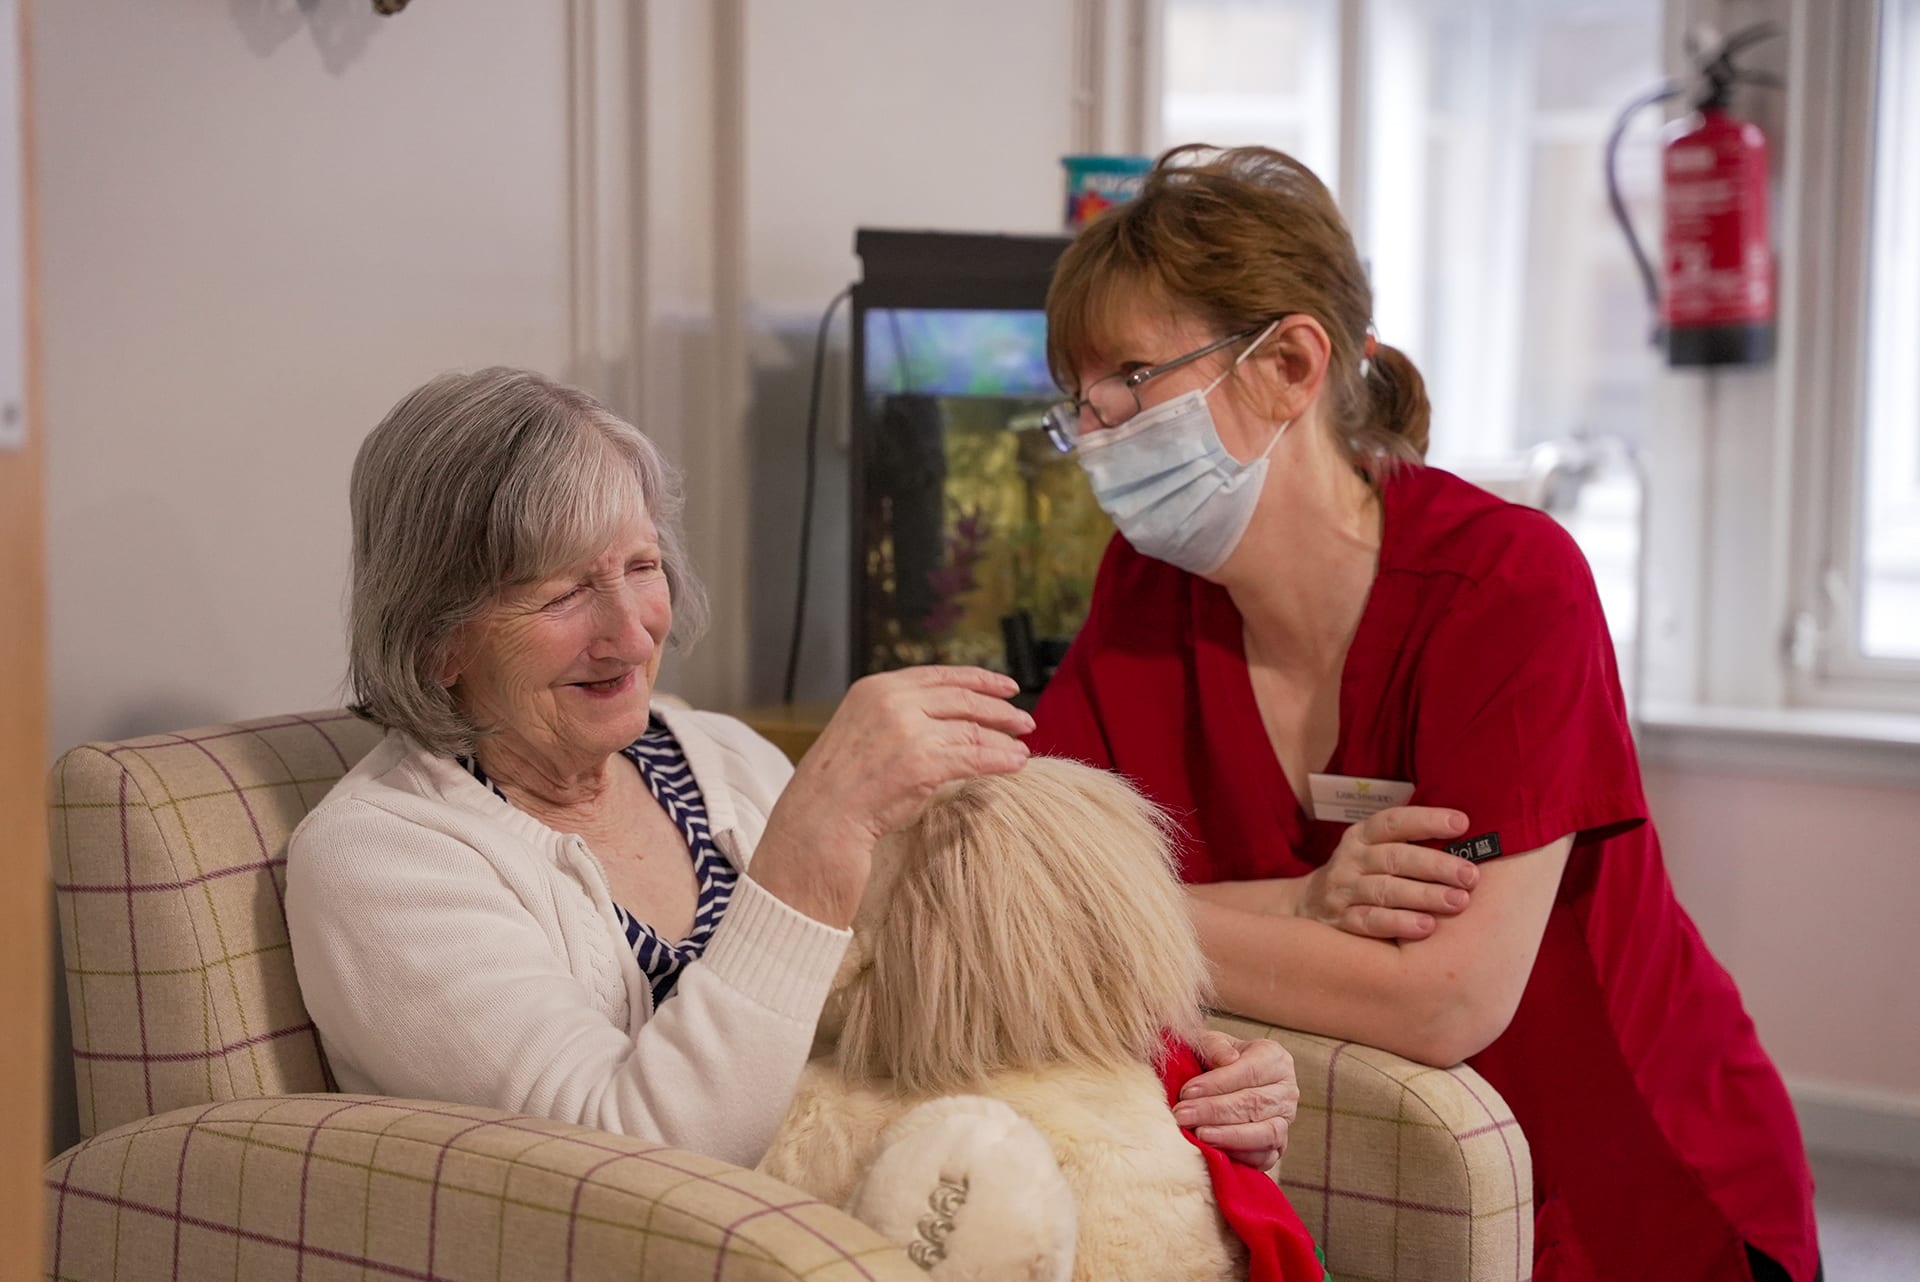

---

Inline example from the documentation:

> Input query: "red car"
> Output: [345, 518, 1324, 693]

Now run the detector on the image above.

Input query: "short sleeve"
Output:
[1409, 541, 1649, 860]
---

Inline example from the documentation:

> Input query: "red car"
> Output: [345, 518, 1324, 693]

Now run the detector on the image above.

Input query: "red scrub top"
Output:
[1032, 465, 1820, 1282]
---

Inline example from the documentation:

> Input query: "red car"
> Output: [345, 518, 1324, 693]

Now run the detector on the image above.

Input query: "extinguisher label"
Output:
[1662, 117, 1775, 329]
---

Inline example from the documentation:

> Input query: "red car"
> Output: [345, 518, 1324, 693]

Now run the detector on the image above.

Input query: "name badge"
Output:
[1307, 773, 1416, 824]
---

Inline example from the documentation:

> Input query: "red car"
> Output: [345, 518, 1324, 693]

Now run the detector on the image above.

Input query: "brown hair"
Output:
[1047, 144, 1429, 469]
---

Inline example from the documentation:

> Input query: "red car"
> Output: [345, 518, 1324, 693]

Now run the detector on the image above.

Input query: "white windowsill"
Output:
[1635, 701, 1920, 787]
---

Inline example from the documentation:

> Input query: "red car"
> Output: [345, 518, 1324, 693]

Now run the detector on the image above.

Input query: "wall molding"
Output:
[563, 0, 600, 393]
[1072, 0, 1157, 156]
[563, 0, 643, 420]
[695, 0, 751, 709]
[562, 0, 752, 708]
[1789, 1077, 1920, 1169]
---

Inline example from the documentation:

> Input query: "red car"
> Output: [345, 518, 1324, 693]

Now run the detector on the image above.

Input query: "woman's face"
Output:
[450, 504, 670, 771]
[1068, 305, 1278, 463]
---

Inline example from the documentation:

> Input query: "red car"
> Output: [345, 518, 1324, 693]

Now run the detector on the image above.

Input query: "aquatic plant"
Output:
[920, 505, 992, 642]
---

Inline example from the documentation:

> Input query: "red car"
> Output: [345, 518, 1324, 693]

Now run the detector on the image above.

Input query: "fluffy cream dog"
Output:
[760, 758, 1243, 1282]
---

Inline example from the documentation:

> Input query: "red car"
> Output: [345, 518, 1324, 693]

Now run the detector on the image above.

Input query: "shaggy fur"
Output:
[762, 758, 1243, 1282]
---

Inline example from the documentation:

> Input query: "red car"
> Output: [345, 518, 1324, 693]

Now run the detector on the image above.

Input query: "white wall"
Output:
[742, 0, 1070, 311]
[37, 0, 578, 754]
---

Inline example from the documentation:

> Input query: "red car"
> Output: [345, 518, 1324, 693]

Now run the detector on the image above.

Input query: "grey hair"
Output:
[346, 367, 708, 756]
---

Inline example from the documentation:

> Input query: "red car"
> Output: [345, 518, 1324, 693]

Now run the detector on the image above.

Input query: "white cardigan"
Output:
[285, 704, 851, 1169]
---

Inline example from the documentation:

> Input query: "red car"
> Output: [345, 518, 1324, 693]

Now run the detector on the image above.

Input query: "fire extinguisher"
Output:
[1606, 23, 1782, 367]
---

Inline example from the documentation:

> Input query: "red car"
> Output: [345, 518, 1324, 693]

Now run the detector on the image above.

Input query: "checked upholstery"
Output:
[46, 710, 1530, 1281]
[49, 713, 364, 1135]
[1212, 1017, 1533, 1282]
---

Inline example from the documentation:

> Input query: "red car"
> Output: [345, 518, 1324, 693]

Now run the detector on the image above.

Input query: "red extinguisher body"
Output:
[1661, 107, 1775, 366]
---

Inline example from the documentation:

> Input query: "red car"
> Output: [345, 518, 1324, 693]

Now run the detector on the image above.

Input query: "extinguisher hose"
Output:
[1605, 83, 1681, 340]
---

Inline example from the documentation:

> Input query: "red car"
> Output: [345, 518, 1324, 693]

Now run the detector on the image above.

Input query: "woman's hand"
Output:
[1172, 1029, 1298, 1169]
[752, 667, 1032, 928]
[1298, 806, 1479, 940]
[800, 667, 1032, 842]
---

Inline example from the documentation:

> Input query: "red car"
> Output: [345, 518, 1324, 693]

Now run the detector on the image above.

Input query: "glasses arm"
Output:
[1124, 326, 1265, 390]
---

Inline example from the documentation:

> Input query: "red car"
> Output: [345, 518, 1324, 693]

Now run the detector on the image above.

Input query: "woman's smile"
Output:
[566, 669, 637, 699]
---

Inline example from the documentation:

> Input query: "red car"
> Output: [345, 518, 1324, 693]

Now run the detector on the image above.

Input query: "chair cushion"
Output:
[49, 711, 382, 1137]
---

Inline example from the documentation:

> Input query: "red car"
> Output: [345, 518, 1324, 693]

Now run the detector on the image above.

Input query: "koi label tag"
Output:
[1446, 833, 1504, 864]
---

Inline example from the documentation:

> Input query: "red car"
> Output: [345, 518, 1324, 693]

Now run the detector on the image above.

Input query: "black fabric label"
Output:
[1446, 832, 1503, 863]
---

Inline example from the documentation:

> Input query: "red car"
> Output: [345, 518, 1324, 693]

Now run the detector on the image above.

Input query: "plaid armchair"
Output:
[45, 710, 1531, 1281]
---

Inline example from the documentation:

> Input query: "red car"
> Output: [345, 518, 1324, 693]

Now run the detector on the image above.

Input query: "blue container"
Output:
[1061, 154, 1152, 231]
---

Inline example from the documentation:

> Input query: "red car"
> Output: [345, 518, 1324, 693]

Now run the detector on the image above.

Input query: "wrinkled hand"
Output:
[753, 667, 1032, 927]
[798, 667, 1031, 842]
[1298, 806, 1479, 940]
[1172, 1029, 1298, 1169]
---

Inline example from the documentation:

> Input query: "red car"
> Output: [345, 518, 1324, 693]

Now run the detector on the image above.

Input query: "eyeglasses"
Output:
[1040, 326, 1268, 453]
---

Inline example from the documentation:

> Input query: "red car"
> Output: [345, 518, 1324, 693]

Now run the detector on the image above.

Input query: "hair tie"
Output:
[1359, 325, 1380, 378]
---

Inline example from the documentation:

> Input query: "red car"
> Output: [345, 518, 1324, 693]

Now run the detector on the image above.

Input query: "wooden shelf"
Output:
[729, 701, 839, 764]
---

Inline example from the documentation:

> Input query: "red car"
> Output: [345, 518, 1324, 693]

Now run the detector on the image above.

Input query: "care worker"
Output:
[1027, 145, 1821, 1282]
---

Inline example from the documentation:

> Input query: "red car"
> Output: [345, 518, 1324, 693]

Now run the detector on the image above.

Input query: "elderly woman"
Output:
[286, 367, 1295, 1173]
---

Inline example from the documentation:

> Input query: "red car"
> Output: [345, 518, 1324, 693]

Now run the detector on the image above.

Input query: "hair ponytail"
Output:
[1358, 342, 1429, 464]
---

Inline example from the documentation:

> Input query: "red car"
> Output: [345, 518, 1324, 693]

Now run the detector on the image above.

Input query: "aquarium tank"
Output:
[849, 231, 1112, 698]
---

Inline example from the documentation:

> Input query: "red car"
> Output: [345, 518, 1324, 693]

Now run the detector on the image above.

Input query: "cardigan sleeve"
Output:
[286, 796, 849, 1169]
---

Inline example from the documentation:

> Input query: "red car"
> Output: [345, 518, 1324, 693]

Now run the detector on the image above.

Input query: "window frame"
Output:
[1787, 0, 1920, 711]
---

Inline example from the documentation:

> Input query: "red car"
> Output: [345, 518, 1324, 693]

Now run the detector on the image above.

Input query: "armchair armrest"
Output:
[1207, 1014, 1534, 1282]
[44, 1095, 922, 1282]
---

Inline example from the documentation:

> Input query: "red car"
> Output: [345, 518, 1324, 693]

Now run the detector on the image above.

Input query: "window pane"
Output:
[1362, 0, 1664, 466]
[1161, 0, 1341, 181]
[1860, 0, 1920, 660]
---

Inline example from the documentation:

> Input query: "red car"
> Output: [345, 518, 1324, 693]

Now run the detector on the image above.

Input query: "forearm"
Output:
[1193, 835, 1572, 1067]
[750, 787, 875, 929]
[1187, 876, 1304, 917]
[1189, 897, 1478, 1066]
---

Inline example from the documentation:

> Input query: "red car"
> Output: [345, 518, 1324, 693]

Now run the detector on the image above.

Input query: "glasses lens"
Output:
[1041, 402, 1079, 452]
[1085, 375, 1139, 429]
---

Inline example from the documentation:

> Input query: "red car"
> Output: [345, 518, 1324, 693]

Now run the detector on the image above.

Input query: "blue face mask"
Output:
[1073, 323, 1288, 576]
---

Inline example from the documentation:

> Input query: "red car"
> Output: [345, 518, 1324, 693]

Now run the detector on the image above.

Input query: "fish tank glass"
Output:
[849, 231, 1111, 696]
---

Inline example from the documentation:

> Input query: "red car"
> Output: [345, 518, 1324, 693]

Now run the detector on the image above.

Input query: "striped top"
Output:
[456, 718, 739, 1006]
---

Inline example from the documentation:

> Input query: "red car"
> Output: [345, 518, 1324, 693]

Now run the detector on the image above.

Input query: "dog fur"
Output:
[760, 757, 1244, 1282]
